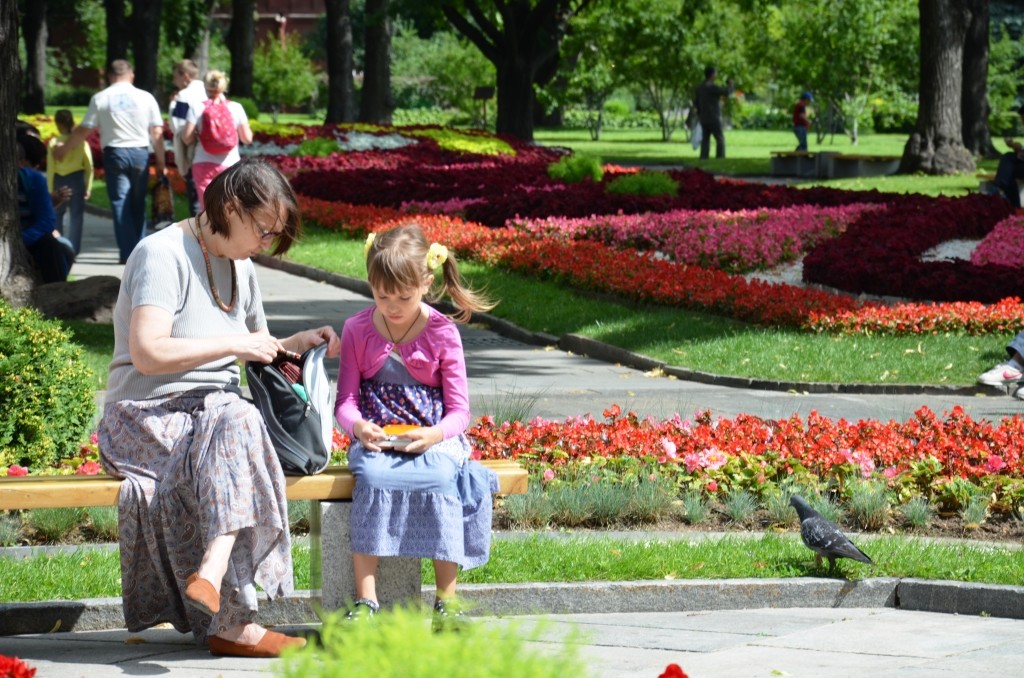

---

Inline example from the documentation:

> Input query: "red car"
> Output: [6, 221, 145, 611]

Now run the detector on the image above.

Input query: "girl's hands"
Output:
[396, 426, 442, 454]
[353, 422, 443, 454]
[353, 420, 386, 452]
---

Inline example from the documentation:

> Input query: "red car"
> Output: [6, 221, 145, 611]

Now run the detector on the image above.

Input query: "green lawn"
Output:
[533, 128, 999, 196]
[1, 532, 1021, 602]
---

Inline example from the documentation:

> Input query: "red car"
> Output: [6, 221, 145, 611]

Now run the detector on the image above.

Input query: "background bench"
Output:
[0, 460, 528, 614]
[828, 153, 901, 179]
[770, 150, 818, 178]
[770, 151, 901, 179]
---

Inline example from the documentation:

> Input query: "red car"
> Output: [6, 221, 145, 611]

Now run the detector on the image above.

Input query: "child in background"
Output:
[792, 91, 813, 152]
[46, 109, 93, 255]
[334, 223, 498, 630]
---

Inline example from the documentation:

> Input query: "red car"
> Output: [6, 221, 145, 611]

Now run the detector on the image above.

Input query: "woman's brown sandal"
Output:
[208, 630, 307, 658]
[184, 573, 220, 616]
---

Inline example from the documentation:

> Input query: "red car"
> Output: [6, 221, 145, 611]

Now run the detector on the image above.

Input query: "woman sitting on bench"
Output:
[97, 160, 339, 658]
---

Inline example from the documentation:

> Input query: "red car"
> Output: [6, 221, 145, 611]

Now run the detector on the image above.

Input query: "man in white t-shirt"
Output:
[169, 59, 208, 217]
[54, 59, 166, 264]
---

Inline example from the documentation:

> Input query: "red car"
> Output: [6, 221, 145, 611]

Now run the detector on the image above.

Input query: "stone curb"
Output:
[4, 577, 1024, 636]
[255, 254, 1000, 397]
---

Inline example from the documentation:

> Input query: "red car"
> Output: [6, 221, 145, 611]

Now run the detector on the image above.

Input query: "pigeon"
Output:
[790, 494, 873, 574]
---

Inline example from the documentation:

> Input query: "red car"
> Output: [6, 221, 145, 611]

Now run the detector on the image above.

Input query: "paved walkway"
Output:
[5, 210, 1024, 678]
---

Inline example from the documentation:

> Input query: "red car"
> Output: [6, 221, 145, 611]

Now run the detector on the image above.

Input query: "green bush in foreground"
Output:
[0, 300, 95, 469]
[276, 605, 587, 677]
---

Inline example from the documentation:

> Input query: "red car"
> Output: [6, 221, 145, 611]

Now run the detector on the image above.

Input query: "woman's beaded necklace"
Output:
[192, 218, 237, 313]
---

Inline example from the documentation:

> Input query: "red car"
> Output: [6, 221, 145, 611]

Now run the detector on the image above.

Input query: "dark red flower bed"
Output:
[802, 193, 1019, 302]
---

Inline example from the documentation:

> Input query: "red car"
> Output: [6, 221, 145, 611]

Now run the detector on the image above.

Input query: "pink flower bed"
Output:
[971, 213, 1024, 268]
[512, 204, 878, 273]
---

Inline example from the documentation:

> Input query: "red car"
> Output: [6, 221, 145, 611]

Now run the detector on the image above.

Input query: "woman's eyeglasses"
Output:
[250, 216, 283, 242]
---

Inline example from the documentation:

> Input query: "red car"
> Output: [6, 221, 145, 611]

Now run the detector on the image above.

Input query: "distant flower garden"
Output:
[240, 121, 1024, 336]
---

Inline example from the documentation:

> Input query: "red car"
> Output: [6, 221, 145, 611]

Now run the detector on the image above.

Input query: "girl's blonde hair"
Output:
[365, 223, 494, 323]
[204, 69, 229, 95]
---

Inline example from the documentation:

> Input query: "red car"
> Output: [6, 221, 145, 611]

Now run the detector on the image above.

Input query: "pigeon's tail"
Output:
[838, 541, 873, 564]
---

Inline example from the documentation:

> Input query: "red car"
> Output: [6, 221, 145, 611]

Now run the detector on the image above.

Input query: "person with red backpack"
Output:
[182, 70, 253, 210]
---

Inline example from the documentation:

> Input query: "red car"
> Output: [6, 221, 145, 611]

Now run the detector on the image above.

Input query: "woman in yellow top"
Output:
[47, 109, 94, 256]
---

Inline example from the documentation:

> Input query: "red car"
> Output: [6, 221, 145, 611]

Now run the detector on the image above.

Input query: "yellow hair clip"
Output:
[426, 242, 448, 271]
[363, 232, 376, 257]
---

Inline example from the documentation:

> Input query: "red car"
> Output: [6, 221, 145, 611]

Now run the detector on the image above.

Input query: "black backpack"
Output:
[246, 343, 332, 475]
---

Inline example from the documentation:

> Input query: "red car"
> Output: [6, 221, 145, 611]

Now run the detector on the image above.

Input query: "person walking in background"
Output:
[793, 91, 813, 152]
[334, 224, 499, 630]
[53, 59, 166, 264]
[169, 59, 208, 216]
[46, 109, 94, 256]
[994, 105, 1024, 209]
[694, 66, 734, 160]
[182, 69, 252, 211]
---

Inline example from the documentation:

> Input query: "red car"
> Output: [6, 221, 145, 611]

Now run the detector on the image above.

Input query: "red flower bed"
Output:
[468, 405, 1024, 510]
[301, 198, 861, 327]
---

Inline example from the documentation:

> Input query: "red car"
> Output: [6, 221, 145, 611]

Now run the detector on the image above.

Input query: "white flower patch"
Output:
[334, 130, 417, 152]
[239, 140, 300, 157]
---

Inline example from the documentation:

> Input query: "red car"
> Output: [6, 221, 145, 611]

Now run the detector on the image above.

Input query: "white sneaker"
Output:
[1014, 386, 1024, 401]
[978, 362, 1023, 387]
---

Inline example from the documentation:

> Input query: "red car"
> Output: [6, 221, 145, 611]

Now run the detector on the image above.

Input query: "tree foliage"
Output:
[253, 33, 320, 119]
[768, 0, 918, 143]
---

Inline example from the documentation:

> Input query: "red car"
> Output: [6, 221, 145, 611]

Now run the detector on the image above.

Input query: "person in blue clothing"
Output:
[17, 133, 72, 284]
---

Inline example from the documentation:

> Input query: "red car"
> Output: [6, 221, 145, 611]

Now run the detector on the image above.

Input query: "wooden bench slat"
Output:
[0, 460, 528, 511]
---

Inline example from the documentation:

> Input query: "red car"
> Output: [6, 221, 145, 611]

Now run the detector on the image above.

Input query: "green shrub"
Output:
[292, 137, 341, 158]
[847, 479, 892, 531]
[276, 605, 587, 677]
[233, 96, 261, 122]
[547, 154, 604, 183]
[605, 170, 678, 197]
[0, 301, 96, 470]
[501, 484, 554, 529]
[85, 506, 118, 541]
[603, 98, 631, 117]
[26, 507, 84, 543]
[731, 101, 790, 130]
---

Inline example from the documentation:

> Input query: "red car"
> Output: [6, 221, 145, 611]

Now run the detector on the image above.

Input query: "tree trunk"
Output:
[229, 0, 256, 98]
[1, 3, 38, 305]
[131, 0, 163, 94]
[104, 0, 129, 66]
[962, 0, 995, 157]
[443, 0, 585, 142]
[324, 0, 356, 124]
[20, 0, 46, 114]
[358, 0, 393, 124]
[900, 0, 975, 175]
